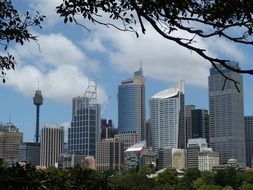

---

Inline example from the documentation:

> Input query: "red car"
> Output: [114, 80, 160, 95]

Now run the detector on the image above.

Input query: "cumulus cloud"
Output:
[83, 26, 211, 87]
[6, 33, 108, 104]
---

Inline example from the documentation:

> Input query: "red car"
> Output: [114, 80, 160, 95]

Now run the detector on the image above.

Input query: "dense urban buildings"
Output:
[209, 62, 246, 165]
[0, 122, 23, 164]
[40, 125, 64, 168]
[118, 66, 146, 142]
[68, 81, 101, 157]
[245, 116, 253, 167]
[96, 139, 124, 171]
[150, 80, 185, 151]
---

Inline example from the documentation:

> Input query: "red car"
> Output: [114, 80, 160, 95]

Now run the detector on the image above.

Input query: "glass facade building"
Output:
[68, 82, 101, 157]
[150, 81, 185, 151]
[118, 67, 146, 142]
[209, 62, 245, 165]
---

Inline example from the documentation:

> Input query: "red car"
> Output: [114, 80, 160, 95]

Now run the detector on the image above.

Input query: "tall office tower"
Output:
[185, 105, 196, 143]
[118, 67, 146, 142]
[0, 122, 23, 163]
[68, 81, 101, 157]
[19, 142, 40, 166]
[209, 62, 245, 165]
[245, 116, 253, 167]
[101, 119, 118, 140]
[40, 125, 64, 168]
[187, 138, 208, 168]
[33, 88, 43, 143]
[192, 109, 210, 145]
[150, 80, 185, 151]
[96, 139, 124, 171]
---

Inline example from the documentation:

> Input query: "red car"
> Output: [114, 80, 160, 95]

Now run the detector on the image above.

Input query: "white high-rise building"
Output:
[150, 81, 185, 151]
[40, 125, 64, 168]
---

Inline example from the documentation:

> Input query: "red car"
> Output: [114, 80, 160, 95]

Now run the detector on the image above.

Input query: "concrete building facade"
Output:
[40, 125, 64, 168]
[209, 62, 245, 165]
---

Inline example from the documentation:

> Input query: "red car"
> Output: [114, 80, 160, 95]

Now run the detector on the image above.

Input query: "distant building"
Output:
[19, 142, 40, 166]
[83, 156, 96, 170]
[185, 106, 209, 145]
[114, 131, 138, 151]
[172, 148, 186, 170]
[156, 148, 185, 170]
[209, 62, 245, 165]
[187, 138, 208, 168]
[245, 116, 253, 167]
[185, 105, 196, 144]
[96, 139, 124, 171]
[68, 81, 101, 157]
[145, 119, 152, 148]
[101, 119, 118, 140]
[118, 66, 146, 142]
[192, 109, 209, 145]
[150, 81, 185, 151]
[198, 149, 219, 171]
[40, 125, 64, 168]
[139, 149, 156, 168]
[57, 154, 86, 168]
[157, 148, 172, 170]
[124, 141, 146, 169]
[0, 122, 23, 164]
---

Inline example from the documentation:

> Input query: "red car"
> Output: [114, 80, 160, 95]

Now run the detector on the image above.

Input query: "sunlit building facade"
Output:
[150, 81, 185, 151]
[118, 67, 146, 142]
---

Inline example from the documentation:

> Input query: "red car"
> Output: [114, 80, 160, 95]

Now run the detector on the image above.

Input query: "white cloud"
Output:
[26, 0, 61, 26]
[87, 26, 211, 87]
[6, 33, 108, 104]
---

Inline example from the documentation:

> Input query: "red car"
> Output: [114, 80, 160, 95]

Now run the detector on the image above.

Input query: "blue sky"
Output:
[0, 0, 252, 142]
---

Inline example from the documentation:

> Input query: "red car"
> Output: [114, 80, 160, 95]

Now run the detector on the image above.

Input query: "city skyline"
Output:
[0, 0, 253, 142]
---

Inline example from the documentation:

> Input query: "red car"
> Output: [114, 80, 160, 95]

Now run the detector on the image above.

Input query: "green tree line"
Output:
[1, 160, 253, 190]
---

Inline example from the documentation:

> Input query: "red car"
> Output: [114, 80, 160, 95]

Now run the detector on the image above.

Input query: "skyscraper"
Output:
[40, 125, 64, 168]
[191, 109, 210, 145]
[150, 80, 185, 151]
[245, 116, 253, 167]
[118, 67, 146, 142]
[209, 62, 245, 165]
[68, 81, 101, 157]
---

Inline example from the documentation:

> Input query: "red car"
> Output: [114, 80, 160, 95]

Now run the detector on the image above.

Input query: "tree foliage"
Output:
[57, 0, 253, 88]
[0, 0, 45, 83]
